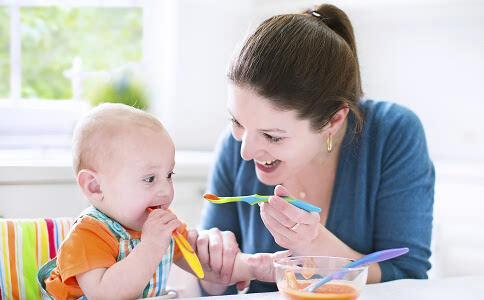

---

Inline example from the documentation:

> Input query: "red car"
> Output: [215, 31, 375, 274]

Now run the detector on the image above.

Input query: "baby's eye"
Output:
[143, 175, 156, 183]
[167, 171, 175, 179]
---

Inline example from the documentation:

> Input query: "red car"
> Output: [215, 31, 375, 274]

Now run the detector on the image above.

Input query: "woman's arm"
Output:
[259, 107, 434, 283]
[259, 191, 382, 283]
[372, 108, 434, 281]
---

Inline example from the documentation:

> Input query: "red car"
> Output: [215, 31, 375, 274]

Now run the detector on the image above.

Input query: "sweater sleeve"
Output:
[375, 107, 435, 281]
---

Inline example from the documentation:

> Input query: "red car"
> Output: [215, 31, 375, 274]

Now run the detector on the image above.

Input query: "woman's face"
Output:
[227, 84, 327, 185]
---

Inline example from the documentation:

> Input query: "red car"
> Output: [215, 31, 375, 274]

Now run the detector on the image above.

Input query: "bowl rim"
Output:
[273, 255, 368, 272]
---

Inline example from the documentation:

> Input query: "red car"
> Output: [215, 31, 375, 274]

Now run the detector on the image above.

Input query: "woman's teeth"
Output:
[257, 159, 280, 166]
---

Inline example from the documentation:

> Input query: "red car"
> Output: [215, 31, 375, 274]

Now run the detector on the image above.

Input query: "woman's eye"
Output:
[167, 171, 175, 179]
[230, 118, 242, 127]
[143, 176, 156, 183]
[263, 133, 283, 143]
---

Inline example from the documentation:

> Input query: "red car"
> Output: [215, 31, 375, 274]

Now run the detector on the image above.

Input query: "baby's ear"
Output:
[77, 169, 103, 203]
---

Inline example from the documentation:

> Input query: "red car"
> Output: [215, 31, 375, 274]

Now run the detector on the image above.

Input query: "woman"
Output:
[197, 3, 434, 295]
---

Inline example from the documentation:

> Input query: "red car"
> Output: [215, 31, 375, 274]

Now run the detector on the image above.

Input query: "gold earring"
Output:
[326, 133, 333, 153]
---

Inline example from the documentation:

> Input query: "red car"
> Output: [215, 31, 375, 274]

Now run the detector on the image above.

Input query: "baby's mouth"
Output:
[147, 205, 161, 211]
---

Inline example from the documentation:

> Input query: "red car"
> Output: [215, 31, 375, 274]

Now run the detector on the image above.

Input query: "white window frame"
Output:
[0, 0, 146, 104]
[0, 0, 178, 153]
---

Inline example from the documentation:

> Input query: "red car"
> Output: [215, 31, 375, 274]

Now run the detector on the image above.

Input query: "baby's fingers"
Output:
[158, 212, 178, 225]
[165, 218, 182, 232]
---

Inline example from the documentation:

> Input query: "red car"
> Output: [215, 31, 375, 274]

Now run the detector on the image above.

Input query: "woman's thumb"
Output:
[274, 184, 290, 197]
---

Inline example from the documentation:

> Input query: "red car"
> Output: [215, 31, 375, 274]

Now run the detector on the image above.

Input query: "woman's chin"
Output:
[255, 168, 284, 186]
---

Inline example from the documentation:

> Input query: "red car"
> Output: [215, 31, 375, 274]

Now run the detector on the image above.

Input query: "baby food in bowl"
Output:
[274, 256, 368, 300]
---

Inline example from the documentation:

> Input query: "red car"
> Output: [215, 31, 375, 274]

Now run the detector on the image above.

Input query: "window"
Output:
[20, 7, 142, 100]
[1, 2, 143, 101]
[0, 1, 145, 152]
[0, 7, 8, 98]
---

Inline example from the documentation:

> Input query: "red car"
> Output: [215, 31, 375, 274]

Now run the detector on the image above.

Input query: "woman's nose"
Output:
[240, 132, 261, 161]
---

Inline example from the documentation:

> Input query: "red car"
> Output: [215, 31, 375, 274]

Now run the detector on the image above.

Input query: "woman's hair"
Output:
[228, 3, 363, 132]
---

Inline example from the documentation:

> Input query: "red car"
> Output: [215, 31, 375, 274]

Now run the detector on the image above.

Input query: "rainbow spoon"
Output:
[203, 193, 321, 213]
[147, 208, 204, 278]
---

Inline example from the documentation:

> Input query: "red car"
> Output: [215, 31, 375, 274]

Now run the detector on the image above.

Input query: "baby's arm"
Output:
[77, 210, 181, 300]
[230, 250, 291, 283]
[175, 250, 290, 286]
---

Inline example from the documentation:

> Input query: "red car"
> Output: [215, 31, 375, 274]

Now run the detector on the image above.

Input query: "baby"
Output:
[40, 103, 284, 299]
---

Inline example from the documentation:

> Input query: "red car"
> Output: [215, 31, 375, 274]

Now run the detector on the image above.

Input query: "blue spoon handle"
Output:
[304, 247, 409, 292]
[286, 199, 321, 213]
[246, 195, 321, 213]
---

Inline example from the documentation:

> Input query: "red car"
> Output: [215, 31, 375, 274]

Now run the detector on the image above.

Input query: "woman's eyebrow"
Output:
[259, 128, 286, 133]
[228, 110, 287, 133]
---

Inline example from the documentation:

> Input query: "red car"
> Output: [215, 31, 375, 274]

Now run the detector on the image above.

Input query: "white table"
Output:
[155, 276, 484, 300]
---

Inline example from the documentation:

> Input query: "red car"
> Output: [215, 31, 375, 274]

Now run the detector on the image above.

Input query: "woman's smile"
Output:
[255, 159, 282, 173]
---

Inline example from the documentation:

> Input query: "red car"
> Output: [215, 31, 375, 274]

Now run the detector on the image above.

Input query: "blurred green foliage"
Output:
[0, 6, 142, 100]
[89, 71, 148, 110]
[0, 7, 9, 98]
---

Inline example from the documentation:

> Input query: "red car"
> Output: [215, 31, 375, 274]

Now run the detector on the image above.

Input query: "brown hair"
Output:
[228, 3, 363, 132]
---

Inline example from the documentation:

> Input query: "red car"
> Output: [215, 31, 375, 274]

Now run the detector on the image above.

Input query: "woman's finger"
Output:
[260, 204, 298, 239]
[274, 184, 290, 197]
[208, 228, 223, 273]
[262, 198, 298, 227]
[196, 231, 211, 271]
[220, 231, 239, 283]
[268, 196, 318, 225]
[187, 229, 198, 251]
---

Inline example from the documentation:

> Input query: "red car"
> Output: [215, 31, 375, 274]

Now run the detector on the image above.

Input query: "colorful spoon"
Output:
[147, 208, 204, 278]
[304, 247, 409, 292]
[203, 193, 321, 213]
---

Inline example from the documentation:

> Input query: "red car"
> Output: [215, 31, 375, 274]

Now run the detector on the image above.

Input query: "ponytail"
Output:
[307, 4, 362, 98]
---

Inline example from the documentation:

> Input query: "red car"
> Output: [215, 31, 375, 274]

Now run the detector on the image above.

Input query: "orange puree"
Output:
[203, 193, 220, 200]
[279, 281, 359, 300]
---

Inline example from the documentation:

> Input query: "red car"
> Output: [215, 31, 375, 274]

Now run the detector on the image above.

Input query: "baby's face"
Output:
[97, 127, 175, 231]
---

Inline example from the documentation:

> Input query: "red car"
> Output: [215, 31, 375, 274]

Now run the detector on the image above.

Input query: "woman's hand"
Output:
[259, 185, 322, 254]
[187, 228, 245, 285]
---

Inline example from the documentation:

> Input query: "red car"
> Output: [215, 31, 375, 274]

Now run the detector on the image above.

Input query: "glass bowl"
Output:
[274, 256, 368, 300]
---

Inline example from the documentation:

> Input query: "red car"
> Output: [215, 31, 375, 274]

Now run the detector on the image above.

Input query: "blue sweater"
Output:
[200, 100, 435, 294]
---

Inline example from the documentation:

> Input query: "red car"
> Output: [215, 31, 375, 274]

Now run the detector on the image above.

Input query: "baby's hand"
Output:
[141, 209, 181, 255]
[248, 250, 292, 282]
